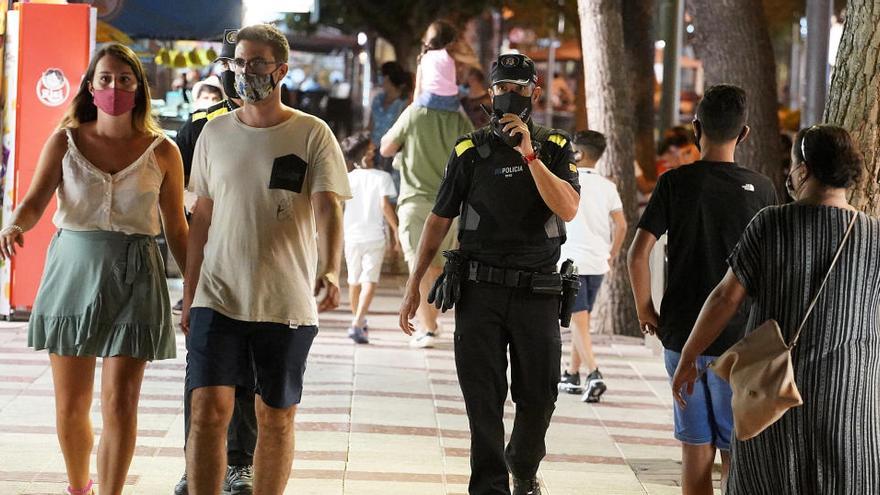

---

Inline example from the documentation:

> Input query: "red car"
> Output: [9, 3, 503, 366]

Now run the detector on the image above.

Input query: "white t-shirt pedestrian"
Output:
[189, 109, 352, 326]
[344, 168, 397, 244]
[561, 168, 623, 275]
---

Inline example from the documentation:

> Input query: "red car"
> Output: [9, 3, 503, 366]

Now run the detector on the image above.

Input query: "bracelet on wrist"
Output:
[522, 151, 538, 164]
[3, 224, 23, 235]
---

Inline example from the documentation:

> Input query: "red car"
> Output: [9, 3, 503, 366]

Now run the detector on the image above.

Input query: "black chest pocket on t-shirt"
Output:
[269, 154, 308, 193]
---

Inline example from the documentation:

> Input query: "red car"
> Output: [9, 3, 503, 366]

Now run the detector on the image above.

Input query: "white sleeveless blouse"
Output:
[54, 129, 166, 236]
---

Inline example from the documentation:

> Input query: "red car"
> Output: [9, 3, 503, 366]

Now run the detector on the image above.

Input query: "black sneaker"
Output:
[224, 465, 253, 495]
[582, 368, 607, 403]
[512, 477, 542, 495]
[173, 472, 187, 495]
[558, 370, 582, 394]
[172, 298, 184, 315]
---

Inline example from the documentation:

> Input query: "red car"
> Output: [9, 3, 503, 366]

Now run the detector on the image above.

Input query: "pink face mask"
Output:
[92, 88, 136, 116]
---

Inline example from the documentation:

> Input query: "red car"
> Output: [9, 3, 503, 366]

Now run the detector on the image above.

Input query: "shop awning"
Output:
[96, 0, 243, 41]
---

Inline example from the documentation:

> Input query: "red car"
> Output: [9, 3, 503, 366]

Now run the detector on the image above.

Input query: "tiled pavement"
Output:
[0, 277, 722, 494]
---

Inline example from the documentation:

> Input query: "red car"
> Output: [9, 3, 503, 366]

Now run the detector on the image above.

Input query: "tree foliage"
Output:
[503, 0, 581, 39]
[286, 0, 493, 69]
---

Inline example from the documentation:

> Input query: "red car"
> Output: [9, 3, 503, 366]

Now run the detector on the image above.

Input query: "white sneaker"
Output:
[409, 331, 437, 348]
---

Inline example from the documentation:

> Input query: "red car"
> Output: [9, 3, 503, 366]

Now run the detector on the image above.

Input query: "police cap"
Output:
[216, 29, 238, 61]
[490, 53, 538, 87]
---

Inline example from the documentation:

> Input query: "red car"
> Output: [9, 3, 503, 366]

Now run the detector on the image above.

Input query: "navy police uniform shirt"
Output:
[433, 123, 580, 271]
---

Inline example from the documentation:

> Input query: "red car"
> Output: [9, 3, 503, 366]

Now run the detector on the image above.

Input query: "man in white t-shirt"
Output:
[558, 130, 627, 403]
[181, 24, 351, 494]
[340, 132, 399, 344]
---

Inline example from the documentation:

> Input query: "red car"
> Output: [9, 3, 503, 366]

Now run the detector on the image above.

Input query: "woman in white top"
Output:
[0, 44, 187, 495]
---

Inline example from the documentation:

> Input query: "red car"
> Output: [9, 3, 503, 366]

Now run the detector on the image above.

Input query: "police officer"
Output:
[173, 29, 256, 495]
[399, 54, 580, 495]
[175, 28, 242, 185]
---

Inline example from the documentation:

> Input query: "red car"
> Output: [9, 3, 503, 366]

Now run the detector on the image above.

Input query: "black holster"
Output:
[558, 259, 580, 327]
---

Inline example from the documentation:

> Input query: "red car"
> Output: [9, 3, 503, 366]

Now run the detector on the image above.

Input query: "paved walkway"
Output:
[0, 278, 721, 494]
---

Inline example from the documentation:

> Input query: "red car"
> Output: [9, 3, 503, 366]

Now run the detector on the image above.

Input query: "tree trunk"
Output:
[824, 1, 880, 215]
[573, 16, 588, 131]
[690, 0, 784, 191]
[622, 0, 658, 182]
[475, 10, 499, 74]
[575, 64, 588, 131]
[577, 0, 641, 337]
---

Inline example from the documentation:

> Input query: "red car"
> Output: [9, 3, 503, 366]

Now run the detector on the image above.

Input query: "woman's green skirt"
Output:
[28, 230, 176, 361]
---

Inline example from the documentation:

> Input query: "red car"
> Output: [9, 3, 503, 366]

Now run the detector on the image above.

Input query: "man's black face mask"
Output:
[220, 70, 239, 100]
[491, 91, 532, 148]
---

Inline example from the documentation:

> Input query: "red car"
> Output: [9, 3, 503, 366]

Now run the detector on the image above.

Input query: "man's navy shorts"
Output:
[572, 274, 604, 313]
[186, 307, 318, 409]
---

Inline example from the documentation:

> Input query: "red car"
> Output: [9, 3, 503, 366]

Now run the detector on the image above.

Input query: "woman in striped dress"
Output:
[671, 124, 880, 494]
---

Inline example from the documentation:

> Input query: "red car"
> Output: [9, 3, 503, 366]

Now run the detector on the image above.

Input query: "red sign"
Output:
[7, 3, 91, 314]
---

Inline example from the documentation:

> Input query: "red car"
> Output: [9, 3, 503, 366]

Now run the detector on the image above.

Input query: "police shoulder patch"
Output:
[455, 139, 475, 157]
[569, 163, 578, 173]
[548, 134, 568, 148]
[206, 107, 229, 121]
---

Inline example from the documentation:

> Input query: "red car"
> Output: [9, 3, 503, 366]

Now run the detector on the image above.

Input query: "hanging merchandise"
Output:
[154, 47, 171, 66]
[187, 49, 211, 67]
[171, 50, 189, 68]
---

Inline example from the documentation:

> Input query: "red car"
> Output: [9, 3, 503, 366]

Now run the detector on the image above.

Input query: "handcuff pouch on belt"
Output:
[530, 273, 563, 295]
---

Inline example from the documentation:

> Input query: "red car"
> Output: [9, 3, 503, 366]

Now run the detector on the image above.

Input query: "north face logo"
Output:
[742, 184, 755, 192]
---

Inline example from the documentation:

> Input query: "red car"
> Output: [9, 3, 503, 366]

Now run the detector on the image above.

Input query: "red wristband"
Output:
[522, 151, 538, 164]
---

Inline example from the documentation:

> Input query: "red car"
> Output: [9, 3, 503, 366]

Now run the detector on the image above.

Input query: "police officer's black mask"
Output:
[491, 91, 532, 148]
[220, 70, 239, 100]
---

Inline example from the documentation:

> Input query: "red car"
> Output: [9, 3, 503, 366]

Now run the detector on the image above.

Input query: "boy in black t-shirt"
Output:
[627, 85, 777, 494]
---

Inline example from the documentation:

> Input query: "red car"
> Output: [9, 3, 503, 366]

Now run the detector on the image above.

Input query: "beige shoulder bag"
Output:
[709, 212, 858, 441]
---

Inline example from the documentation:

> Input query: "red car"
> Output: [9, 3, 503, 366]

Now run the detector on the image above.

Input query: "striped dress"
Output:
[725, 204, 880, 494]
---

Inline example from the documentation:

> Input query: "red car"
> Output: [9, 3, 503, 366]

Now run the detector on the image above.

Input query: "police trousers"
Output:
[454, 280, 561, 495]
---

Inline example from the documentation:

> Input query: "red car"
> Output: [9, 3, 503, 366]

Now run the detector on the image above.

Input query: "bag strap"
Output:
[788, 211, 859, 349]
